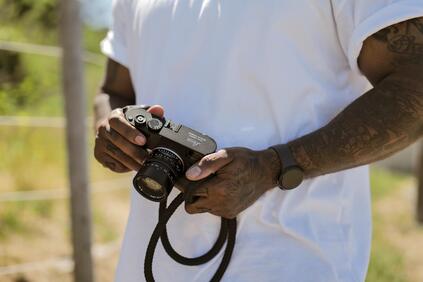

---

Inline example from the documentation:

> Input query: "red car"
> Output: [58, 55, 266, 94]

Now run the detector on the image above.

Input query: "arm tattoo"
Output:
[289, 18, 423, 178]
[373, 18, 423, 56]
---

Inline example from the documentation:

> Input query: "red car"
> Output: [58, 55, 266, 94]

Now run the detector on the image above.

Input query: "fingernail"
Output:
[186, 166, 201, 179]
[135, 135, 146, 145]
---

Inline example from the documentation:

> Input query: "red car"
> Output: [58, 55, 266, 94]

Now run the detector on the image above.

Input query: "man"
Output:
[94, 1, 423, 281]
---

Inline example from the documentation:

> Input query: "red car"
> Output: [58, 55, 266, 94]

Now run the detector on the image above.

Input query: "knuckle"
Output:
[199, 157, 212, 168]
[97, 125, 108, 138]
[108, 115, 121, 127]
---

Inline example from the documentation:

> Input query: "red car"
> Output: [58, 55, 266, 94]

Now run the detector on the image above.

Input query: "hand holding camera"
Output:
[96, 104, 279, 219]
[123, 105, 217, 202]
[94, 105, 164, 173]
[122, 105, 279, 218]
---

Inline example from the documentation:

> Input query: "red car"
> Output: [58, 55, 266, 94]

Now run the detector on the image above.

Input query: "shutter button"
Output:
[135, 115, 146, 126]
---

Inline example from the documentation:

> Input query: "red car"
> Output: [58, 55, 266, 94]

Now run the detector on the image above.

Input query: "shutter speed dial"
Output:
[147, 118, 164, 131]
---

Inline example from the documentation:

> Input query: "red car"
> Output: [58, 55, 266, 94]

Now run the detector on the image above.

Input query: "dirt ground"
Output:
[0, 179, 131, 282]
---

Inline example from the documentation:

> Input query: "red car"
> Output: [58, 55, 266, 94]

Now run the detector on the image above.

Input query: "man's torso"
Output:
[107, 1, 373, 281]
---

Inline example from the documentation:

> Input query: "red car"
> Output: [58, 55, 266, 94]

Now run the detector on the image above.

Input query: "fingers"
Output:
[108, 108, 147, 146]
[183, 176, 237, 218]
[97, 125, 148, 165]
[185, 197, 213, 214]
[94, 105, 166, 173]
[95, 151, 130, 173]
[94, 135, 143, 172]
[147, 104, 165, 117]
[185, 196, 237, 219]
[185, 149, 233, 181]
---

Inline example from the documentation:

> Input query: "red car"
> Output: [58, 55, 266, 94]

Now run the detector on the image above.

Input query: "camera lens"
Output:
[133, 148, 184, 202]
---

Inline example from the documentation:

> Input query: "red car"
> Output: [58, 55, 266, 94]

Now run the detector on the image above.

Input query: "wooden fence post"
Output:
[417, 141, 423, 224]
[59, 0, 94, 281]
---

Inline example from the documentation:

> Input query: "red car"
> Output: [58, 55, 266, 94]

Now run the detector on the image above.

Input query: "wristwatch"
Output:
[270, 144, 304, 190]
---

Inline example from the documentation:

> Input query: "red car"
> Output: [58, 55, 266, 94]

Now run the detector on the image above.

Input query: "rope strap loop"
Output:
[144, 193, 237, 282]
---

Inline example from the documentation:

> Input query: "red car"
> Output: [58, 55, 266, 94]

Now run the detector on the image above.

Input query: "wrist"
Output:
[269, 144, 305, 190]
[258, 148, 281, 190]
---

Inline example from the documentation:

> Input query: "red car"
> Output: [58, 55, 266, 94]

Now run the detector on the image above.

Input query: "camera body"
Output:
[123, 106, 217, 202]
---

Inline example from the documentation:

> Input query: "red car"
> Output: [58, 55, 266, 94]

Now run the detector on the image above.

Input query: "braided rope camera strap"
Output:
[144, 192, 237, 282]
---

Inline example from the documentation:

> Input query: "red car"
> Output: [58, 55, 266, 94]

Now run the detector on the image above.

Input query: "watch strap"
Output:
[270, 144, 304, 190]
[271, 144, 297, 170]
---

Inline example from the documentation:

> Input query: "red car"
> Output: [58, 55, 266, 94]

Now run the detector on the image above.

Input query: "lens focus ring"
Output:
[133, 148, 184, 202]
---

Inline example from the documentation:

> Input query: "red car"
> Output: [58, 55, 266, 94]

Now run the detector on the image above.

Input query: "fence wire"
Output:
[0, 178, 130, 202]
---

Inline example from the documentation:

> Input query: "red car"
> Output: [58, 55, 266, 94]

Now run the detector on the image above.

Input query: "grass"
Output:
[370, 168, 409, 201]
[366, 168, 411, 282]
[0, 124, 126, 242]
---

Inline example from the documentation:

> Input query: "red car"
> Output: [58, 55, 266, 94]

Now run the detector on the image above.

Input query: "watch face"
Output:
[281, 167, 304, 190]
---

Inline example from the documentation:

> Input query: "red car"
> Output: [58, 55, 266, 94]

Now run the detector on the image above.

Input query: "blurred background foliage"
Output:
[0, 1, 123, 281]
[0, 1, 422, 282]
[0, 0, 105, 116]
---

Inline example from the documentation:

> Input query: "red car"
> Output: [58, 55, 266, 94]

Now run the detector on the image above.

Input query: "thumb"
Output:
[147, 104, 165, 118]
[185, 149, 232, 181]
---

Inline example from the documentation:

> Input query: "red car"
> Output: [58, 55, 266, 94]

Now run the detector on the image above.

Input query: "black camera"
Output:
[123, 106, 217, 202]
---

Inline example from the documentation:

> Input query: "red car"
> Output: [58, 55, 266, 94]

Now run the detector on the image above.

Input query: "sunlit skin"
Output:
[94, 18, 423, 219]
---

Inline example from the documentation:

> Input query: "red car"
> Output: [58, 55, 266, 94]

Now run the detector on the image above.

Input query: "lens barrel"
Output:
[133, 148, 184, 202]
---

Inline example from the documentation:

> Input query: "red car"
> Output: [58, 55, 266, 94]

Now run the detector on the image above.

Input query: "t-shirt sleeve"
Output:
[333, 0, 423, 75]
[100, 0, 129, 67]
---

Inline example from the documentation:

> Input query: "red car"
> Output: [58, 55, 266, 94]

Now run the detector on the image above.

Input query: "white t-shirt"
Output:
[101, 1, 423, 281]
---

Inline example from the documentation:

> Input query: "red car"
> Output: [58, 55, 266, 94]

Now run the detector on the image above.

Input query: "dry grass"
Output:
[0, 186, 130, 282]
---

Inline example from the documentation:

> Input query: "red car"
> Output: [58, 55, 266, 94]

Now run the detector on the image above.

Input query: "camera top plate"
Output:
[123, 106, 217, 157]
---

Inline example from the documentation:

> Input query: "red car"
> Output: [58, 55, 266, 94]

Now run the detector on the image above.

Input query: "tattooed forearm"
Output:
[288, 18, 423, 178]
[289, 78, 423, 177]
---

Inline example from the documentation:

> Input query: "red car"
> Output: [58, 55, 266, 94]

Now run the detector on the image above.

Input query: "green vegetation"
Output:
[0, 0, 58, 44]
[0, 0, 106, 116]
[370, 168, 409, 201]
[367, 168, 410, 282]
